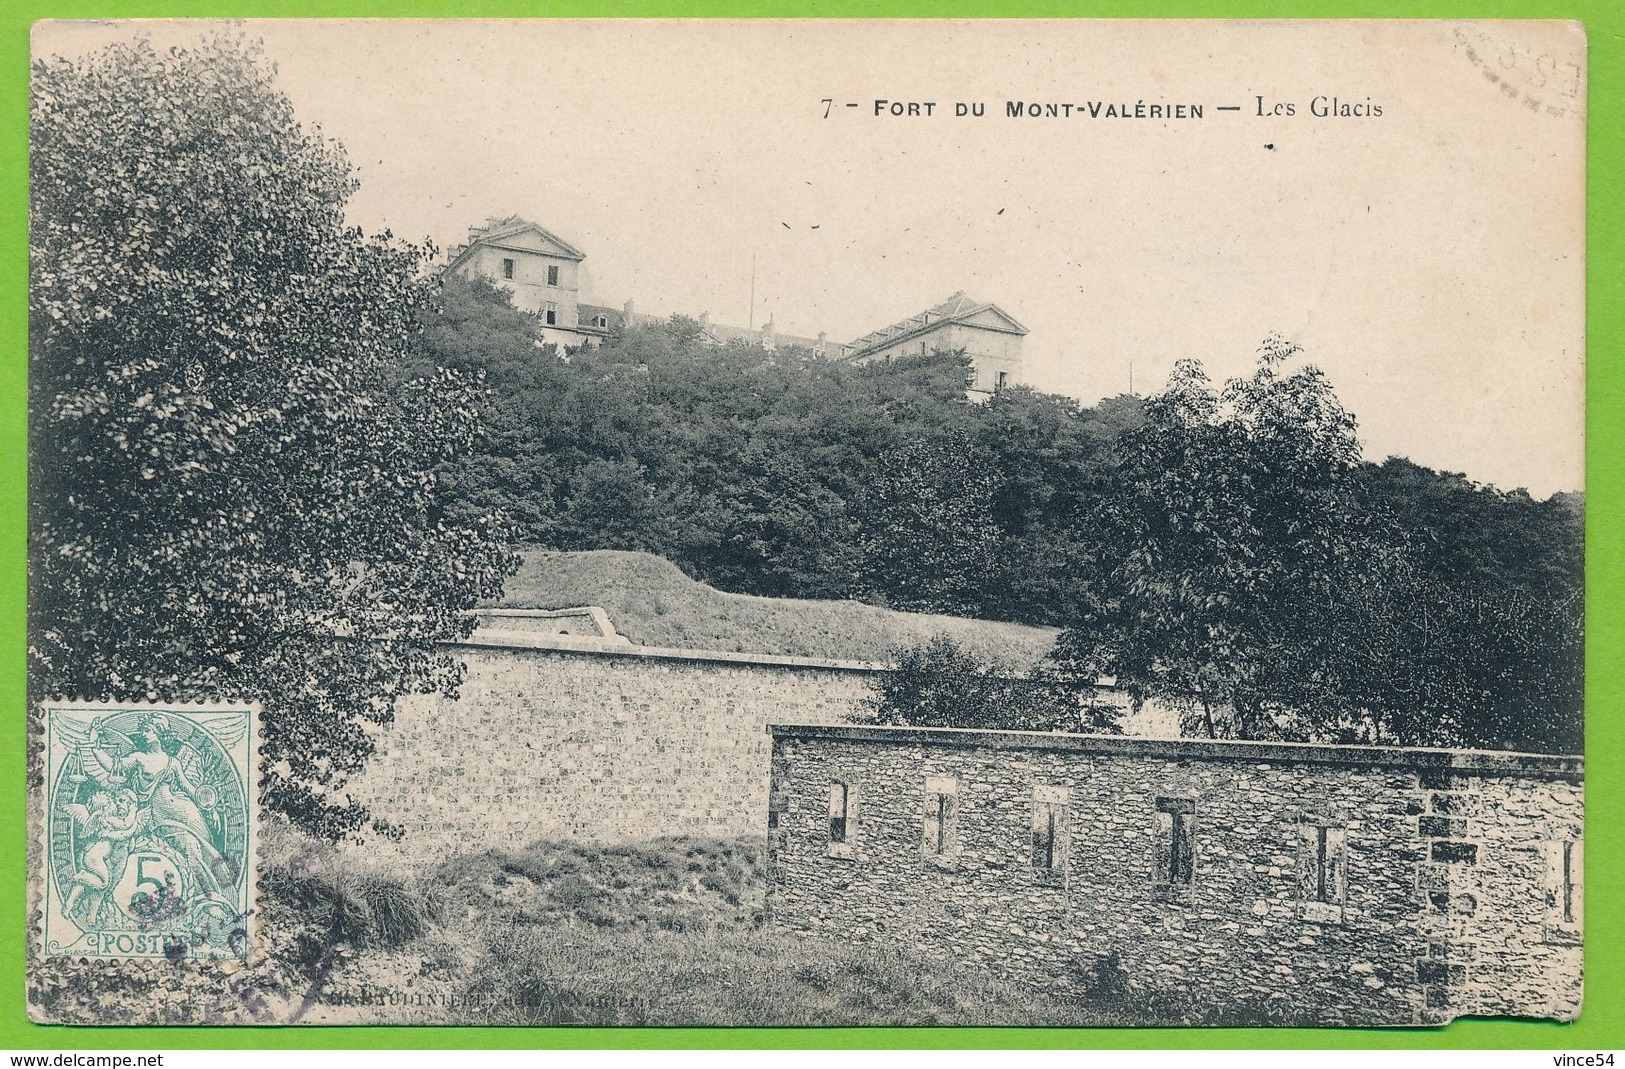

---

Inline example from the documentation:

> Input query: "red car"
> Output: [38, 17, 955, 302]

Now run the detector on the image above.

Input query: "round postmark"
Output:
[1452, 24, 1584, 121]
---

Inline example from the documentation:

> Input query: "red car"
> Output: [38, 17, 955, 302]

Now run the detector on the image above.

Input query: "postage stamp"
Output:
[34, 701, 259, 962]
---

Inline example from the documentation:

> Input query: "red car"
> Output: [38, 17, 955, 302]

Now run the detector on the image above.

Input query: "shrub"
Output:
[262, 834, 427, 950]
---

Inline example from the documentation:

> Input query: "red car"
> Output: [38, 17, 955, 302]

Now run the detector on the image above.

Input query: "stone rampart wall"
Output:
[765, 725, 1583, 1026]
[348, 639, 876, 858]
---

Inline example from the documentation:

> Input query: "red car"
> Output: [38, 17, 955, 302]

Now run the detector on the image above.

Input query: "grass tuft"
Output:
[260, 821, 427, 949]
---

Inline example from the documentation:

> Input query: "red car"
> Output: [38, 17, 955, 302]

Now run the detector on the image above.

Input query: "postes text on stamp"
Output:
[37, 701, 259, 962]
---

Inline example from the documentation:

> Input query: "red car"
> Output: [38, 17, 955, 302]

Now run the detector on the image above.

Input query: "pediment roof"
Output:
[446, 216, 588, 272]
[844, 292, 1029, 359]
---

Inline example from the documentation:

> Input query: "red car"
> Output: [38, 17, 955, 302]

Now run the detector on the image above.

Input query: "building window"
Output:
[996, 370, 1009, 390]
[829, 782, 849, 842]
[1563, 841, 1579, 924]
[544, 302, 558, 326]
[1154, 797, 1195, 887]
[1032, 785, 1069, 878]
[595, 315, 609, 328]
[1547, 839, 1583, 937]
[827, 780, 857, 858]
[922, 775, 958, 862]
[548, 264, 560, 287]
[1297, 815, 1347, 921]
[502, 257, 515, 280]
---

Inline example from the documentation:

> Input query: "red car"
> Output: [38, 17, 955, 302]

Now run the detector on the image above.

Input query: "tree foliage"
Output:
[852, 434, 1003, 615]
[1050, 338, 1582, 752]
[416, 278, 1134, 620]
[29, 36, 515, 841]
[1351, 461, 1585, 752]
[860, 635, 1120, 734]
[415, 206, 1581, 754]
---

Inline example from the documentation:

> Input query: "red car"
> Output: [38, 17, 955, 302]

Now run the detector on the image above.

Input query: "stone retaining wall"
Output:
[764, 724, 1583, 1026]
[347, 638, 878, 857]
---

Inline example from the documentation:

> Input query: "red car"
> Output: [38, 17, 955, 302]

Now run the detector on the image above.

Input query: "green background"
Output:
[0, 1, 1617, 1051]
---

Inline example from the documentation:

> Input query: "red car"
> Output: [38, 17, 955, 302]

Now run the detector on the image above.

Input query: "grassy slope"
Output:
[496, 549, 1060, 668]
[308, 833, 1127, 1028]
[31, 822, 1288, 1026]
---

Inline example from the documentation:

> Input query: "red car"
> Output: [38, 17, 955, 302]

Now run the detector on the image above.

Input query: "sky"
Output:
[36, 20, 1587, 496]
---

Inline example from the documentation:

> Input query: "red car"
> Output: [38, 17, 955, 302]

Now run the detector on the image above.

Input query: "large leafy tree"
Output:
[1052, 339, 1402, 741]
[29, 36, 515, 840]
[1051, 339, 1583, 753]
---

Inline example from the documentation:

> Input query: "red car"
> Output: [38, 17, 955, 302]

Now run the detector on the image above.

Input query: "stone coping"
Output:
[767, 723, 1584, 778]
[452, 630, 888, 673]
[474, 606, 627, 642]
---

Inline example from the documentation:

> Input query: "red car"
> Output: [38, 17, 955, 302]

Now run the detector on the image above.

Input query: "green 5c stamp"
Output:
[37, 702, 259, 962]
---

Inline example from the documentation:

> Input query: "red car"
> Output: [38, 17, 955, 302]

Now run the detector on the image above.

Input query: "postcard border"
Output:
[0, 4, 1618, 1051]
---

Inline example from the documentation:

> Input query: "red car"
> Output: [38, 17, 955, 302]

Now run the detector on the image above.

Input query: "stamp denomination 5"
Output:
[36, 701, 260, 962]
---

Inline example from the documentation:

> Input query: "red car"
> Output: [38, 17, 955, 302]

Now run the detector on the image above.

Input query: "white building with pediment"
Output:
[443, 216, 614, 350]
[834, 292, 1029, 401]
[445, 219, 1029, 399]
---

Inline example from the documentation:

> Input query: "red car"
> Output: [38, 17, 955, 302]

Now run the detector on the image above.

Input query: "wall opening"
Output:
[1031, 785, 1070, 882]
[1563, 841, 1576, 923]
[922, 775, 959, 863]
[828, 779, 857, 859]
[1297, 814, 1347, 922]
[1154, 796, 1196, 888]
[1547, 838, 1583, 937]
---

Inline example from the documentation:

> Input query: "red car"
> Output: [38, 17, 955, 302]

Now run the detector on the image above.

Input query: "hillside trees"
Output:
[409, 273, 572, 539]
[971, 388, 1141, 626]
[414, 279, 1153, 619]
[1050, 339, 1583, 752]
[851, 434, 1003, 615]
[413, 247, 1582, 752]
[29, 36, 515, 840]
[1353, 461, 1585, 751]
[1052, 342, 1376, 739]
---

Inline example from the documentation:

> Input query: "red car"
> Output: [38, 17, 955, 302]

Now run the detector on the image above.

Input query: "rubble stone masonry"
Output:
[765, 725, 1583, 1025]
[349, 636, 874, 856]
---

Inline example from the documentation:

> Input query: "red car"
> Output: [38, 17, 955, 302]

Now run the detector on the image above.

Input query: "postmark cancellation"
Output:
[31, 701, 261, 964]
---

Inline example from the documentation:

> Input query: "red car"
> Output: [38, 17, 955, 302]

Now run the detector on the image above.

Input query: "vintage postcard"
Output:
[25, 19, 1584, 1027]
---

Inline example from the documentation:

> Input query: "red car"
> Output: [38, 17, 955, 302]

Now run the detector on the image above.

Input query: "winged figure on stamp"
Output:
[58, 712, 241, 926]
